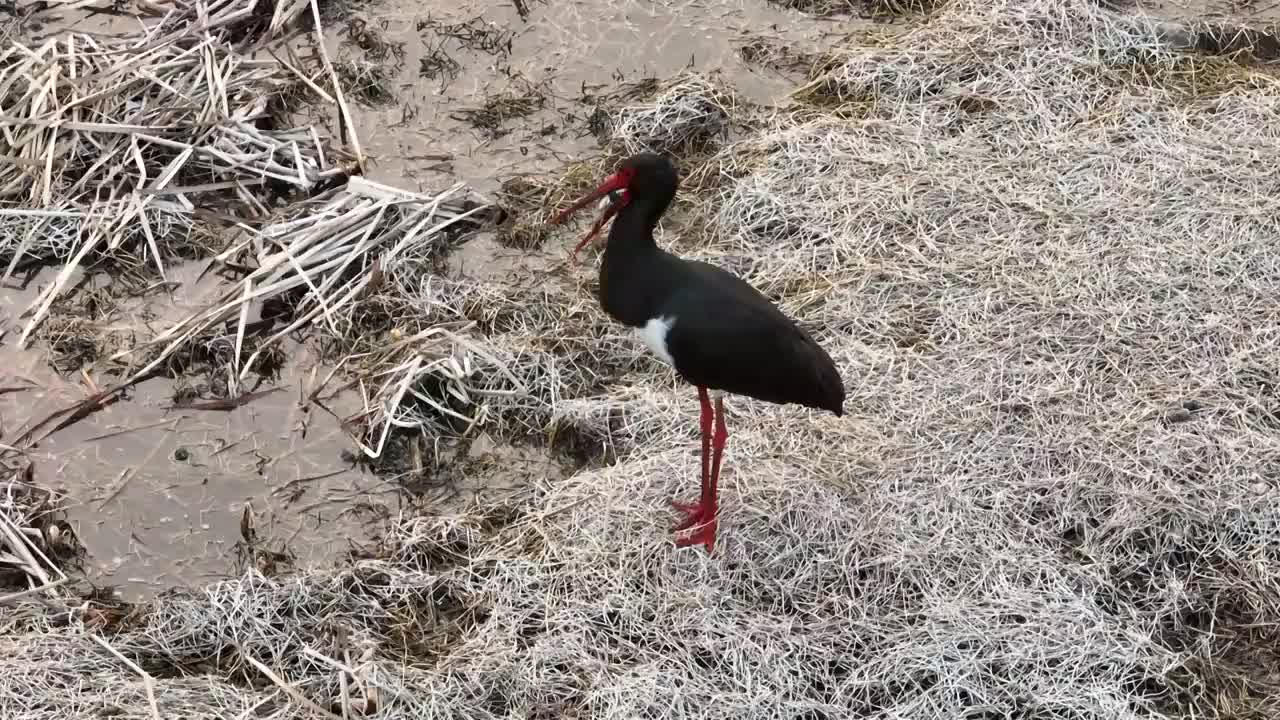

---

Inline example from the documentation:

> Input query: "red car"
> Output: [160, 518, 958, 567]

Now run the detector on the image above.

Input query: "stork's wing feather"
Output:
[660, 262, 845, 415]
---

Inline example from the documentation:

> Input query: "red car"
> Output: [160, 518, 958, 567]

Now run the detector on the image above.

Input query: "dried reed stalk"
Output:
[0, 28, 348, 346]
[112, 178, 494, 399]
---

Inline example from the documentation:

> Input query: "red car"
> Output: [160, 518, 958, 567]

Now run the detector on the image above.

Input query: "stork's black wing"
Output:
[659, 261, 845, 416]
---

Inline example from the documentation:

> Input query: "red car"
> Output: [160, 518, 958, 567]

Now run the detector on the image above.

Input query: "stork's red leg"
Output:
[675, 393, 727, 553]
[672, 386, 714, 530]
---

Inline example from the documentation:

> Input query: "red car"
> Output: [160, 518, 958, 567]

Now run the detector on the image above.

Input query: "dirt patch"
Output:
[1, 260, 372, 597]
[2, 220, 560, 599]
[323, 0, 861, 195]
[1132, 0, 1280, 23]
[769, 0, 938, 17]
[0, 335, 568, 599]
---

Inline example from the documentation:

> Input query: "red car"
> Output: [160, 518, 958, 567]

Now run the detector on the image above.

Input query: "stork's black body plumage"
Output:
[600, 217, 845, 416]
[552, 152, 846, 553]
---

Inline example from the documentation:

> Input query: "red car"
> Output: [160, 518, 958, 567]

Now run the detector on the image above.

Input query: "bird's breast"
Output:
[635, 315, 676, 367]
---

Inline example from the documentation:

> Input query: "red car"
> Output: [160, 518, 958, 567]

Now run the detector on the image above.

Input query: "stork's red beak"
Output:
[550, 171, 631, 262]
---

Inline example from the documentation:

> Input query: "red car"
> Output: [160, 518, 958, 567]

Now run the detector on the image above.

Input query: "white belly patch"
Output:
[637, 316, 676, 367]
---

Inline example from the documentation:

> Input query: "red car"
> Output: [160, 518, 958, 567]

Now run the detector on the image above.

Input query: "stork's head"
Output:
[550, 153, 680, 261]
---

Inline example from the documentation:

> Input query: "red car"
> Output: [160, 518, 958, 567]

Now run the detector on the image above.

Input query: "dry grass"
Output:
[605, 74, 735, 159]
[8, 0, 1280, 718]
[770, 0, 936, 17]
[0, 460, 76, 602]
[345, 1, 1280, 716]
[111, 176, 494, 398]
[0, 25, 352, 348]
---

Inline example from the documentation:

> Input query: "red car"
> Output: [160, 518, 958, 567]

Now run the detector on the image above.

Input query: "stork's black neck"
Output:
[604, 204, 656, 257]
[599, 188, 677, 328]
[603, 185, 673, 259]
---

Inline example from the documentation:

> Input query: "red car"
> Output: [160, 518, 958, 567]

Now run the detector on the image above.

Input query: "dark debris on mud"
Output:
[410, 14, 518, 92]
[335, 56, 401, 106]
[417, 15, 515, 57]
[450, 84, 549, 139]
[770, 0, 937, 17]
[342, 16, 406, 62]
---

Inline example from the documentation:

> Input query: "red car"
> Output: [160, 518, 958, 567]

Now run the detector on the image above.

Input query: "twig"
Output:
[92, 635, 162, 720]
[309, 0, 364, 173]
[0, 576, 71, 605]
[241, 650, 343, 720]
[166, 386, 283, 411]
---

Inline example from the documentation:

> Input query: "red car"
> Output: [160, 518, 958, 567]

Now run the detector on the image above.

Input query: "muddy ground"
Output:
[0, 0, 875, 599]
[2, 0, 1277, 599]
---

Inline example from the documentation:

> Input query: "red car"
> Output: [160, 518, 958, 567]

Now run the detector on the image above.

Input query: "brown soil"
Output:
[1130, 0, 1280, 23]
[335, 0, 859, 195]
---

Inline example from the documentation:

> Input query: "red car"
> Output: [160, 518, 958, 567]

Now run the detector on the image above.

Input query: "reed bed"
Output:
[0, 460, 74, 607]
[112, 177, 494, 399]
[0, 24, 350, 346]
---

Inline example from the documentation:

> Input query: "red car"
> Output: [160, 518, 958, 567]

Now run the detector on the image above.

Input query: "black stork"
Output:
[550, 153, 845, 553]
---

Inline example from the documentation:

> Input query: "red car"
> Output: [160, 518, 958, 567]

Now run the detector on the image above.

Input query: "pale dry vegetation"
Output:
[3, 0, 1280, 718]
